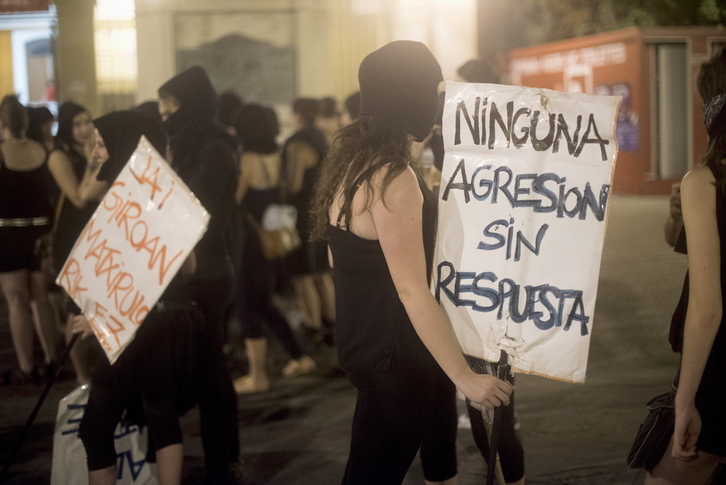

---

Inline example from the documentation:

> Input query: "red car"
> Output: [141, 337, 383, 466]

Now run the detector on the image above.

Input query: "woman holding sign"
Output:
[310, 41, 513, 484]
[74, 110, 202, 485]
[644, 48, 726, 484]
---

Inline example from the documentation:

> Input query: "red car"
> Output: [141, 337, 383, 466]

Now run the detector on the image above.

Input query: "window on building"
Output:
[652, 42, 689, 179]
[94, 0, 137, 113]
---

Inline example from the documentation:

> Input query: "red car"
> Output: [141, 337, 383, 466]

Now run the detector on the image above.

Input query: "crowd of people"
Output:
[0, 39, 724, 485]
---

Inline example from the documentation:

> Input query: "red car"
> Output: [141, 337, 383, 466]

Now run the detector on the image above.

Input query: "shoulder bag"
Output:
[245, 155, 301, 261]
[626, 386, 676, 471]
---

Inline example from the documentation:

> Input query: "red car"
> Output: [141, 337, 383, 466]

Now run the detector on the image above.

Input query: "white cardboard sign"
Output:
[433, 82, 620, 383]
[57, 137, 209, 364]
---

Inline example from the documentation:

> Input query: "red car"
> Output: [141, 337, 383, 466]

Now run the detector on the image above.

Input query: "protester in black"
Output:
[76, 109, 203, 485]
[158, 66, 240, 484]
[232, 103, 316, 394]
[310, 41, 513, 484]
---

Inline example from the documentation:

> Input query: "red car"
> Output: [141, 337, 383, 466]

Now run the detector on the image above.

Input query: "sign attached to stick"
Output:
[433, 82, 619, 383]
[57, 137, 209, 364]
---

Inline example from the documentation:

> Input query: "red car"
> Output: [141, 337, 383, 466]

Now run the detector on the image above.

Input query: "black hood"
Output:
[94, 110, 167, 183]
[358, 41, 443, 142]
[158, 66, 218, 135]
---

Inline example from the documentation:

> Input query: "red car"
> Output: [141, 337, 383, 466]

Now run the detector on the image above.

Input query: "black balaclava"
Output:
[55, 101, 87, 147]
[94, 110, 167, 183]
[133, 101, 163, 124]
[158, 66, 234, 176]
[158, 66, 218, 136]
[358, 41, 443, 141]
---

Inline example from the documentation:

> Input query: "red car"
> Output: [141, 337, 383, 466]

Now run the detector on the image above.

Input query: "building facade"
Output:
[508, 27, 726, 195]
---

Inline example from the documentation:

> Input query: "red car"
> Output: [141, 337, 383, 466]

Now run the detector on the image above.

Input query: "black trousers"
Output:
[79, 302, 202, 471]
[80, 385, 180, 471]
[237, 234, 305, 359]
[342, 365, 457, 485]
[187, 274, 239, 484]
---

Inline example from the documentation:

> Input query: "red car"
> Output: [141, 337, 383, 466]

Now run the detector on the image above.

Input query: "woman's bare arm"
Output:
[78, 162, 108, 203]
[372, 165, 513, 409]
[285, 141, 318, 196]
[673, 165, 722, 459]
[235, 153, 250, 205]
[48, 149, 87, 209]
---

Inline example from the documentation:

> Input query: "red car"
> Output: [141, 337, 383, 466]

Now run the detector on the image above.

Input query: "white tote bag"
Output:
[50, 385, 158, 485]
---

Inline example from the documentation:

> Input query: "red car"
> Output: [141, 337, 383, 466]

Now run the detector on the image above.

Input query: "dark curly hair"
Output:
[310, 115, 420, 241]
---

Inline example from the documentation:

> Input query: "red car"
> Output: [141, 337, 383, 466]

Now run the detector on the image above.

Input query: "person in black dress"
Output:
[0, 95, 56, 383]
[231, 103, 316, 394]
[310, 41, 513, 484]
[74, 109, 202, 485]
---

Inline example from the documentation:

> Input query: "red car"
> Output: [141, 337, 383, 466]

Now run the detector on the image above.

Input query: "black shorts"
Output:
[0, 250, 41, 273]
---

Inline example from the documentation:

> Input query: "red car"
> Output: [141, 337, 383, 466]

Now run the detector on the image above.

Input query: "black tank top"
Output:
[51, 145, 99, 275]
[0, 148, 53, 245]
[327, 165, 438, 372]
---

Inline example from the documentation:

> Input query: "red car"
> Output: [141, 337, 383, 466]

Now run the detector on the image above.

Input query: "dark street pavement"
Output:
[0, 195, 702, 484]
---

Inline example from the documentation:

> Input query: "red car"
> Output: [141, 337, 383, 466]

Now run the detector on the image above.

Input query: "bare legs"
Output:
[645, 437, 721, 485]
[233, 338, 270, 394]
[0, 269, 35, 373]
[29, 271, 57, 365]
[292, 274, 321, 329]
[293, 271, 336, 348]
[313, 271, 335, 324]
[87, 466, 116, 485]
[0, 269, 57, 374]
[425, 477, 458, 485]
[155, 443, 183, 485]
[88, 444, 183, 485]
[65, 312, 94, 384]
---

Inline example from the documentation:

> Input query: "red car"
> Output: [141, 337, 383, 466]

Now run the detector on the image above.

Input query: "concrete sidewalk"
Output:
[0, 194, 715, 484]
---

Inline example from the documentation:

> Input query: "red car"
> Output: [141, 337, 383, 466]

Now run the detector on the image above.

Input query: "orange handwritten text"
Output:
[79, 218, 150, 327]
[129, 155, 164, 201]
[102, 187, 184, 285]
[59, 258, 88, 300]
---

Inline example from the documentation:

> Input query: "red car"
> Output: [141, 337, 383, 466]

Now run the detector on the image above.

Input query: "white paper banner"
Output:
[57, 137, 209, 364]
[433, 82, 620, 383]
